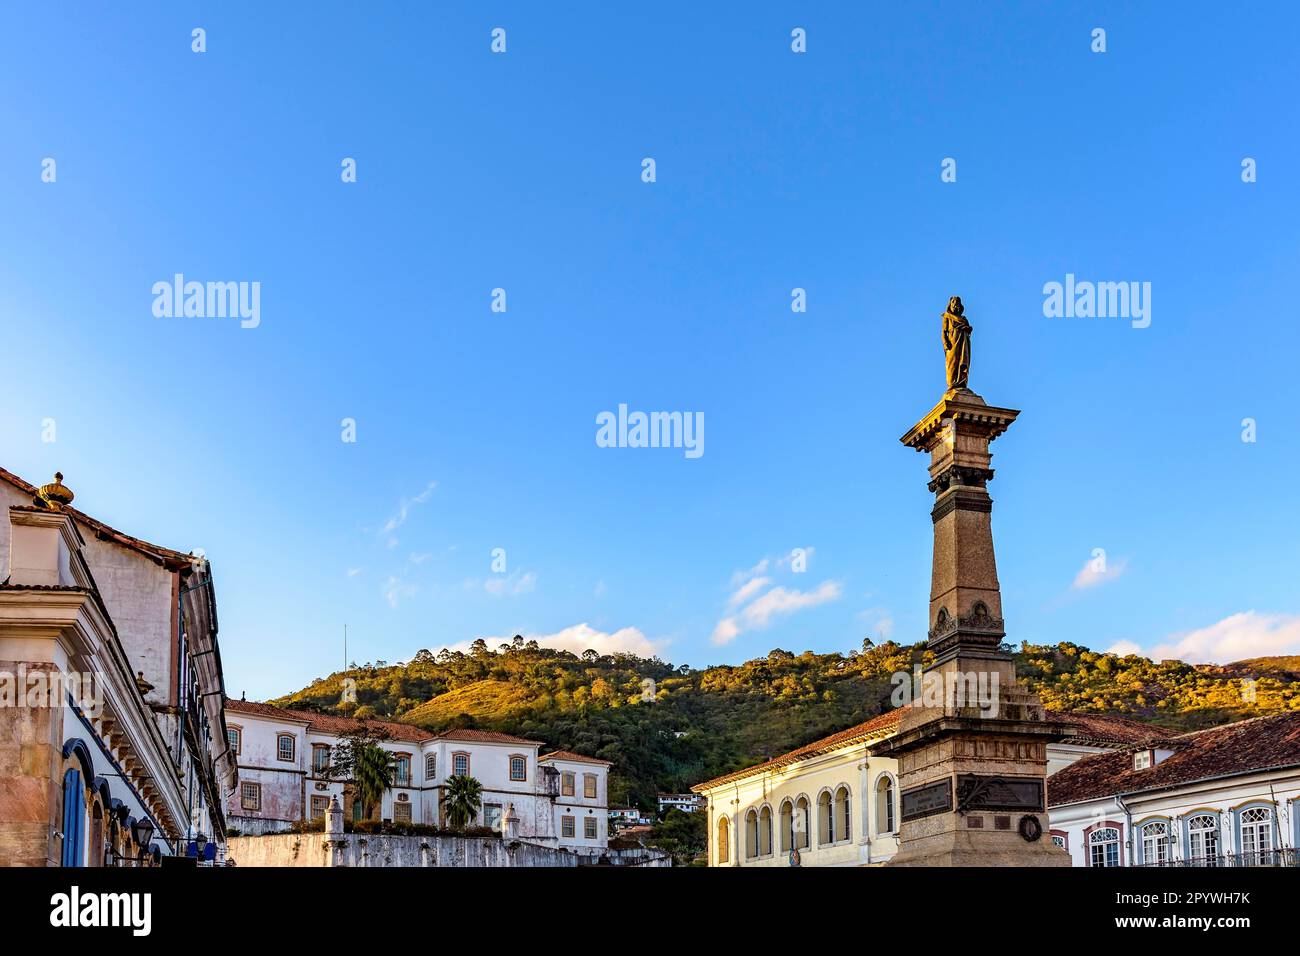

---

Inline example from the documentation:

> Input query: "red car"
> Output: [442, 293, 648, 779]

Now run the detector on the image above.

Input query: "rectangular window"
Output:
[584, 817, 598, 839]
[241, 782, 261, 811]
[562, 815, 575, 838]
[425, 754, 436, 779]
[392, 801, 412, 823]
[510, 756, 527, 782]
[312, 745, 330, 774]
[584, 774, 597, 799]
[310, 796, 330, 819]
[277, 734, 295, 762]
[453, 753, 470, 777]
[561, 772, 575, 796]
[484, 804, 503, 831]
[395, 755, 411, 788]
[227, 727, 241, 755]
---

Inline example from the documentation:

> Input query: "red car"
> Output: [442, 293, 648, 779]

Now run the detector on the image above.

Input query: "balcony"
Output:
[1141, 849, 1299, 868]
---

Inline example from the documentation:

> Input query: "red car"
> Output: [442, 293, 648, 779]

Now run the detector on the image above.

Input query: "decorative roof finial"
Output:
[35, 472, 75, 511]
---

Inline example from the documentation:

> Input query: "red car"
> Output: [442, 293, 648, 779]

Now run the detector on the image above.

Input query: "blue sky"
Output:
[2, 3, 1297, 700]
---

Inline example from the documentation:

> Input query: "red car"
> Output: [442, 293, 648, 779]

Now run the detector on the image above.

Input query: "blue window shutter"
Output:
[61, 769, 84, 867]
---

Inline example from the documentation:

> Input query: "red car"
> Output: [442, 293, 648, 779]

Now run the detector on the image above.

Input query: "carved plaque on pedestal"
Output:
[901, 778, 953, 822]
[955, 775, 1044, 813]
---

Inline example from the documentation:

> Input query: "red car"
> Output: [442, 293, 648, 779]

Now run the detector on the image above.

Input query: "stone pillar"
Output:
[875, 385, 1071, 867]
[503, 802, 519, 840]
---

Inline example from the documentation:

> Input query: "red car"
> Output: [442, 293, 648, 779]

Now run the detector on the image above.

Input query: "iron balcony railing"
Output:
[1140, 848, 1299, 868]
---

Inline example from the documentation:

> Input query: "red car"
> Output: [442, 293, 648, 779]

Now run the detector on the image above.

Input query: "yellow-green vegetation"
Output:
[272, 636, 1300, 809]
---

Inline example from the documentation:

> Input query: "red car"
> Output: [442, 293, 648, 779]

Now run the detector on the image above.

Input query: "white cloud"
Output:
[712, 578, 843, 645]
[1071, 555, 1128, 590]
[347, 568, 362, 578]
[449, 623, 664, 658]
[711, 617, 740, 644]
[1105, 640, 1143, 656]
[409, 552, 431, 565]
[739, 581, 842, 629]
[730, 559, 769, 587]
[1147, 611, 1300, 664]
[382, 481, 437, 534]
[727, 576, 771, 609]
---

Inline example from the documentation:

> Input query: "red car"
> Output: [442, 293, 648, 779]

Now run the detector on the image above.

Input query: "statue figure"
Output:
[942, 296, 971, 392]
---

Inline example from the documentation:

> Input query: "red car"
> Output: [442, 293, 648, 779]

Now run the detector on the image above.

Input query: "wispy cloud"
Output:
[382, 481, 437, 535]
[1071, 555, 1128, 590]
[713, 557, 842, 645]
[1144, 611, 1300, 664]
[346, 567, 362, 578]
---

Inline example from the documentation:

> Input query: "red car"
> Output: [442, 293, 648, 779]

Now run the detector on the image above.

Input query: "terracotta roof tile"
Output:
[691, 709, 902, 792]
[1048, 712, 1300, 807]
[690, 708, 1165, 794]
[224, 698, 542, 746]
[538, 749, 613, 766]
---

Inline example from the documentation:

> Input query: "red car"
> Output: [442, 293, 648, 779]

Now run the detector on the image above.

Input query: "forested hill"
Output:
[271, 637, 1300, 809]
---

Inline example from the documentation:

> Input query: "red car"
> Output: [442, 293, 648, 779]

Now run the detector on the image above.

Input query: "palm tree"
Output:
[322, 728, 395, 821]
[444, 775, 484, 829]
[351, 740, 396, 820]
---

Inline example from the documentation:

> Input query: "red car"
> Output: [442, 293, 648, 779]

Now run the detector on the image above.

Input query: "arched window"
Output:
[875, 776, 895, 834]
[89, 802, 105, 868]
[758, 805, 773, 856]
[745, 809, 759, 860]
[1089, 827, 1120, 867]
[1141, 821, 1169, 865]
[277, 734, 295, 762]
[794, 796, 810, 850]
[717, 816, 730, 864]
[1188, 814, 1218, 864]
[61, 768, 85, 868]
[779, 800, 794, 853]
[834, 786, 851, 843]
[818, 790, 833, 844]
[1240, 807, 1273, 864]
[425, 753, 437, 779]
[509, 755, 527, 782]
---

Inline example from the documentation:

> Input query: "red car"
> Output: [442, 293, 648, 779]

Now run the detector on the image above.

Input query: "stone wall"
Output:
[228, 832, 580, 868]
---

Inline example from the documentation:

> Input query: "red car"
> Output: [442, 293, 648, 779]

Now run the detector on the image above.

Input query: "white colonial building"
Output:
[0, 468, 235, 867]
[224, 699, 611, 857]
[1047, 712, 1300, 868]
[692, 708, 1160, 866]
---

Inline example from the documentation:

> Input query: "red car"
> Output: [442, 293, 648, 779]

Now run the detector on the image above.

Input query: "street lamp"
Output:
[194, 829, 208, 862]
[131, 818, 155, 864]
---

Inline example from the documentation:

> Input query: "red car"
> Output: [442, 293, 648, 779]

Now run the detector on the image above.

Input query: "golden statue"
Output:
[942, 296, 971, 391]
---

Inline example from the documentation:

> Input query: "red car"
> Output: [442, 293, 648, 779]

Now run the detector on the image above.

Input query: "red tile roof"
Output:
[690, 708, 1164, 793]
[1050, 711, 1164, 746]
[224, 699, 541, 746]
[0, 466, 195, 570]
[1047, 712, 1300, 807]
[538, 749, 613, 766]
[692, 709, 903, 792]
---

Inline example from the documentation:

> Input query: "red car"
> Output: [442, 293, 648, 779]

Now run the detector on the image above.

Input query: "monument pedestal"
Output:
[876, 380, 1071, 867]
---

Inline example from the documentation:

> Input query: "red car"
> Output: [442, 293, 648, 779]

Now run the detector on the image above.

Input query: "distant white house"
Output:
[224, 700, 610, 857]
[658, 793, 705, 814]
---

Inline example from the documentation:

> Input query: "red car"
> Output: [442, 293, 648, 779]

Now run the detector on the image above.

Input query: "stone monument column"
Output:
[874, 297, 1071, 867]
